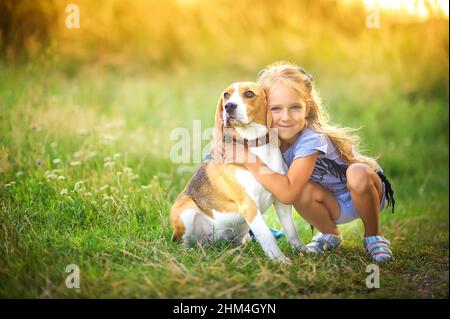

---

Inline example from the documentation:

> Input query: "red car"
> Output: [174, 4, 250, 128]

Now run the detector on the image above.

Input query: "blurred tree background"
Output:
[0, 0, 448, 98]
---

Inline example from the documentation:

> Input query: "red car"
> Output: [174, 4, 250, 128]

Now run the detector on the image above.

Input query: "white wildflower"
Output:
[60, 188, 68, 195]
[46, 173, 57, 180]
[104, 161, 115, 168]
[70, 161, 81, 166]
[52, 158, 61, 164]
[73, 181, 85, 191]
[102, 194, 113, 201]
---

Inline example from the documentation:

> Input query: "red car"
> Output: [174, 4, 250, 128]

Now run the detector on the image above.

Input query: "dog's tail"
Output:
[171, 229, 184, 242]
[170, 195, 203, 242]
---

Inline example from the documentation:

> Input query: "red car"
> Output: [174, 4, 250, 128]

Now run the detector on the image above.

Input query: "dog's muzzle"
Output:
[224, 102, 243, 127]
[224, 102, 237, 113]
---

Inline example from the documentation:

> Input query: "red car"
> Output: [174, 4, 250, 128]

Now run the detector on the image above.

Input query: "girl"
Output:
[215, 61, 395, 262]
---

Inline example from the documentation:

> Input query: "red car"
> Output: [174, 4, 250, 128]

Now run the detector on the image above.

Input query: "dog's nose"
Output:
[224, 102, 237, 113]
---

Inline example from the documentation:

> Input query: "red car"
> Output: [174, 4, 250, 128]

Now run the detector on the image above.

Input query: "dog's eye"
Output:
[244, 91, 255, 98]
[223, 92, 230, 99]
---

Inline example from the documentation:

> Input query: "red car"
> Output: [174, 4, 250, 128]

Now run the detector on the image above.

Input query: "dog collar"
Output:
[223, 133, 270, 147]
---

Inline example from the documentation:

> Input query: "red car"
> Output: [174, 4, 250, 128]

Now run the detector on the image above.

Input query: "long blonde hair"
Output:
[257, 61, 380, 170]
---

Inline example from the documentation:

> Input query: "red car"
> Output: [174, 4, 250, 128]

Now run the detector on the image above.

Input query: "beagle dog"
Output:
[170, 82, 307, 262]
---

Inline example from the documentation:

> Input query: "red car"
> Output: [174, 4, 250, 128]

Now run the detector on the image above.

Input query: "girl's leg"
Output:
[292, 181, 341, 236]
[346, 164, 383, 237]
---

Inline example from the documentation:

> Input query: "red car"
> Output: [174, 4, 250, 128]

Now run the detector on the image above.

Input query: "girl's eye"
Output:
[244, 91, 255, 98]
[291, 105, 302, 110]
[224, 92, 230, 99]
[271, 107, 281, 112]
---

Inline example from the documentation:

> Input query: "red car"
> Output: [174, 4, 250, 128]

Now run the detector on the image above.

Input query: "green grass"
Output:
[0, 63, 448, 298]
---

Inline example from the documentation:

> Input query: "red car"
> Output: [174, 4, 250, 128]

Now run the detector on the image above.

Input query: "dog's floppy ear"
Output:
[212, 94, 224, 154]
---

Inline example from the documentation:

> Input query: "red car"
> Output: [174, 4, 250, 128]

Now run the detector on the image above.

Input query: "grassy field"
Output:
[0, 59, 448, 298]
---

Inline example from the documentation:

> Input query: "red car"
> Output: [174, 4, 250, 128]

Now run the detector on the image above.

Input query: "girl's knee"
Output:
[346, 163, 372, 193]
[295, 181, 326, 208]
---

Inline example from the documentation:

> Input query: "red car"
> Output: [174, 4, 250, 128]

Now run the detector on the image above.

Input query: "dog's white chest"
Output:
[234, 168, 273, 212]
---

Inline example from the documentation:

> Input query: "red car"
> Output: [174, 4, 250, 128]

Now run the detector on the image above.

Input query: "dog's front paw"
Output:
[240, 233, 252, 244]
[291, 243, 309, 253]
[273, 254, 291, 264]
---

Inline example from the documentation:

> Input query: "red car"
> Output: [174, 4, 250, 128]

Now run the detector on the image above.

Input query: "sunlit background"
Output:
[1, 0, 448, 95]
[361, 0, 448, 20]
[1, 0, 447, 159]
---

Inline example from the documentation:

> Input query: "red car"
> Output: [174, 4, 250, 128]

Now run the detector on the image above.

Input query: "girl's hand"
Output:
[223, 143, 252, 165]
[209, 141, 255, 165]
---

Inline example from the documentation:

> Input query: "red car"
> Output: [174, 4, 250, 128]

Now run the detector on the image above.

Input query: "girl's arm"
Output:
[244, 147, 319, 205]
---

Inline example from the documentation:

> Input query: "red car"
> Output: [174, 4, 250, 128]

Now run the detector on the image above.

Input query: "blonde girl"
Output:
[219, 61, 395, 262]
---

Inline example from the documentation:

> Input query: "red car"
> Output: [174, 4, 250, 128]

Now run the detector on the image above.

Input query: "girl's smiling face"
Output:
[268, 82, 308, 147]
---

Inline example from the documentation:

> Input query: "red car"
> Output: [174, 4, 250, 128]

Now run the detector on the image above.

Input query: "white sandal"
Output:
[364, 236, 394, 262]
[306, 232, 341, 253]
